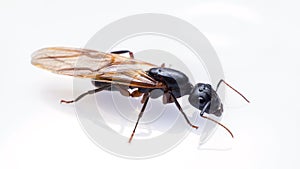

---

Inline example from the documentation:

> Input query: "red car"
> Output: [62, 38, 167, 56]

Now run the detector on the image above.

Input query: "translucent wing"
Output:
[31, 47, 164, 88]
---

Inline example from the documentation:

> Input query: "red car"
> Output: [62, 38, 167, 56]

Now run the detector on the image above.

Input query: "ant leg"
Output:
[111, 50, 134, 59]
[60, 86, 109, 104]
[128, 93, 150, 143]
[162, 92, 175, 104]
[216, 79, 250, 103]
[169, 92, 198, 129]
[140, 93, 149, 104]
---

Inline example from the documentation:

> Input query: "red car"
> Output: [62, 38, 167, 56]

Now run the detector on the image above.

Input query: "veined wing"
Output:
[31, 47, 164, 88]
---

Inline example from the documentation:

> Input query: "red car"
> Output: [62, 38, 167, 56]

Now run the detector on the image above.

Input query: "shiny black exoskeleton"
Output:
[146, 67, 223, 117]
[188, 83, 223, 117]
[147, 67, 193, 97]
[94, 67, 224, 118]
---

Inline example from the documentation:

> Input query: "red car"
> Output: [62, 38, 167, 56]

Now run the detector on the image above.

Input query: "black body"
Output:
[147, 67, 193, 98]
[188, 83, 223, 117]
[93, 67, 222, 117]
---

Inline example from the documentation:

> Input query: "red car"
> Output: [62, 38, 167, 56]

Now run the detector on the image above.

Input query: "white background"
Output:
[1, 0, 300, 169]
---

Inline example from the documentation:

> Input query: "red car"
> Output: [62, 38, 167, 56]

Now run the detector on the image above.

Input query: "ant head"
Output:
[188, 80, 249, 138]
[188, 83, 223, 117]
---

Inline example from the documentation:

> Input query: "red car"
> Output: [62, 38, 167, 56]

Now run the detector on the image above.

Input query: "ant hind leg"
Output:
[60, 85, 109, 104]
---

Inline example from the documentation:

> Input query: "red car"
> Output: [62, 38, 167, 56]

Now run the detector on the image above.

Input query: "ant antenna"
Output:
[201, 115, 233, 138]
[200, 101, 234, 138]
[216, 79, 250, 103]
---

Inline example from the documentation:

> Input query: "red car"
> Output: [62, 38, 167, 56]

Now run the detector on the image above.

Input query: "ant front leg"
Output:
[111, 50, 134, 59]
[169, 92, 199, 129]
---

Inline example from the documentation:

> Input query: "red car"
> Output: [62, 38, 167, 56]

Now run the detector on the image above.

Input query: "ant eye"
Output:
[198, 85, 206, 92]
[198, 87, 204, 92]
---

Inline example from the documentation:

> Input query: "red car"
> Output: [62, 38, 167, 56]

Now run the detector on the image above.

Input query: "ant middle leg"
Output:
[128, 93, 150, 143]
